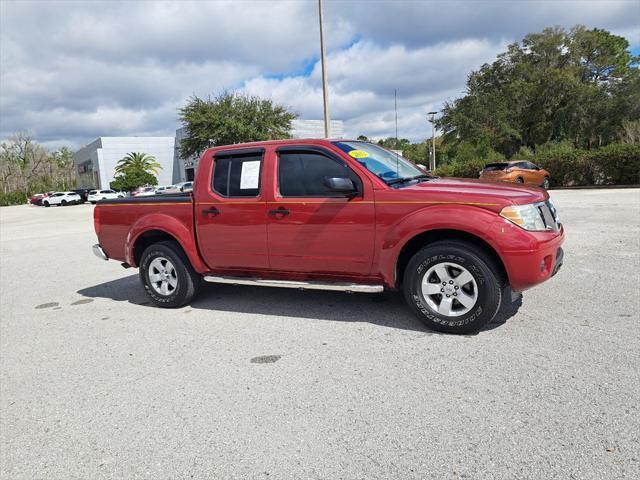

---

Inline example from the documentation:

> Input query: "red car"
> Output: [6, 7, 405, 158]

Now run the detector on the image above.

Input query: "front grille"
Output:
[538, 201, 560, 231]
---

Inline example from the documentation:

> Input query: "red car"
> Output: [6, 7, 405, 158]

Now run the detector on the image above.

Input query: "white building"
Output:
[290, 119, 345, 139]
[73, 137, 176, 189]
[76, 121, 347, 188]
[172, 120, 346, 181]
[174, 127, 200, 182]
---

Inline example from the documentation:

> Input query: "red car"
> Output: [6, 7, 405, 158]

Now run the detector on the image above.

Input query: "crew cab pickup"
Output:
[93, 139, 564, 334]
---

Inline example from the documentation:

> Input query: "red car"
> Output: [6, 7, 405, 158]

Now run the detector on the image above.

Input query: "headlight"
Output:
[500, 204, 546, 231]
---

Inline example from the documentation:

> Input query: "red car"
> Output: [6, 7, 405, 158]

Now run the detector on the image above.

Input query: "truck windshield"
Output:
[333, 141, 425, 184]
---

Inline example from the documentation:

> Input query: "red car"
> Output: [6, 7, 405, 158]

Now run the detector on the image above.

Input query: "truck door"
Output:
[266, 146, 375, 276]
[194, 148, 269, 271]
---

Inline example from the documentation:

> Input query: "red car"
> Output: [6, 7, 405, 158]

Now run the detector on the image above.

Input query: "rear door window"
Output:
[212, 152, 263, 197]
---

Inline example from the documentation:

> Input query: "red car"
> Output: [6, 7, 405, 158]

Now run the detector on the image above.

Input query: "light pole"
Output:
[318, 0, 330, 138]
[427, 111, 438, 171]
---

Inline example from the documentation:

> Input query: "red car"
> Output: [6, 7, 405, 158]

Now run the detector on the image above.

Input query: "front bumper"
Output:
[92, 244, 109, 261]
[490, 220, 565, 292]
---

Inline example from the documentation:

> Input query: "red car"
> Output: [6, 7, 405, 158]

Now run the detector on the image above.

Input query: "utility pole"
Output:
[427, 111, 438, 171]
[318, 0, 330, 138]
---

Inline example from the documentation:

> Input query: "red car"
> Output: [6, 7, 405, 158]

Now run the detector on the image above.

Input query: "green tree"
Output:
[110, 152, 161, 191]
[0, 132, 77, 202]
[110, 170, 158, 192]
[376, 137, 412, 151]
[114, 152, 162, 176]
[0, 132, 55, 194]
[51, 146, 75, 190]
[438, 26, 639, 156]
[178, 91, 297, 159]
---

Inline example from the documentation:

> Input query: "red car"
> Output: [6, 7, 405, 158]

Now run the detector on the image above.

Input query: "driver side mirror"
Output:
[324, 176, 357, 195]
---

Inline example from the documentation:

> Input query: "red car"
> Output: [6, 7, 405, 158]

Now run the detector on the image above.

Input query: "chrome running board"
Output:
[203, 276, 384, 293]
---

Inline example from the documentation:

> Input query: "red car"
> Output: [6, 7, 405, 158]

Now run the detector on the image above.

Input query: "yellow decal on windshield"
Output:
[348, 150, 370, 159]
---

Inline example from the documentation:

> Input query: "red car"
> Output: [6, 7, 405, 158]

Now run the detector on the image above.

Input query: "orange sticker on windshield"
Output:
[348, 150, 369, 158]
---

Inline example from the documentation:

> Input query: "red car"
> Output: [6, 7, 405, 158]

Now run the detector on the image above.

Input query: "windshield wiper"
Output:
[386, 174, 431, 186]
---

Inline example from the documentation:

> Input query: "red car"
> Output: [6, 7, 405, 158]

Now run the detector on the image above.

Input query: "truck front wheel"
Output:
[139, 240, 200, 308]
[403, 241, 503, 334]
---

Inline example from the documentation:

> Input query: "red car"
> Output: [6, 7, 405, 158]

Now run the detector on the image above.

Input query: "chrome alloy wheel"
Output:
[148, 257, 178, 296]
[421, 262, 478, 317]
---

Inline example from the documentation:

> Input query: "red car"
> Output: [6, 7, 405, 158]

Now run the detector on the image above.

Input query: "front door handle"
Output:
[269, 207, 290, 216]
[202, 206, 220, 216]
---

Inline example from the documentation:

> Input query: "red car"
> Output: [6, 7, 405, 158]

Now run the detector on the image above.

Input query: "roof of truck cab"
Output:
[205, 138, 354, 153]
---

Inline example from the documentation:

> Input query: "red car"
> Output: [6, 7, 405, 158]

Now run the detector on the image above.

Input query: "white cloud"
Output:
[242, 38, 507, 140]
[0, 0, 638, 147]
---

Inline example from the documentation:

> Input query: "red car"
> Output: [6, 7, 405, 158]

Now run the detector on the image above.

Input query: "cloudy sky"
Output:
[1, 0, 638, 149]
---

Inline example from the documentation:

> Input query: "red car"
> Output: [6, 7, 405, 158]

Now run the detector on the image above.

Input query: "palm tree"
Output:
[115, 152, 162, 176]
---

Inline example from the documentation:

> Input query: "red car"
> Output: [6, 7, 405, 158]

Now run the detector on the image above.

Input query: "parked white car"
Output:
[42, 191, 81, 207]
[154, 185, 177, 194]
[87, 189, 124, 203]
[175, 181, 194, 192]
[132, 186, 156, 197]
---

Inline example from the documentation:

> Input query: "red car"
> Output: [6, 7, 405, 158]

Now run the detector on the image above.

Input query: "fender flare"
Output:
[377, 204, 506, 286]
[125, 213, 208, 273]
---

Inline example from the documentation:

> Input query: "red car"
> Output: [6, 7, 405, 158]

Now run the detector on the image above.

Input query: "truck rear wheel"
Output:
[139, 240, 200, 308]
[403, 241, 502, 334]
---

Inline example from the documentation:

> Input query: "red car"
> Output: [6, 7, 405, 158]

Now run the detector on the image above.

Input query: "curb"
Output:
[550, 185, 639, 190]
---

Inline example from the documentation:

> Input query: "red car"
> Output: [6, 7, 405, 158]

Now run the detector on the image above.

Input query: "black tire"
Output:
[61, 200, 67, 206]
[403, 241, 503, 334]
[139, 240, 200, 308]
[44, 201, 50, 207]
[515, 177, 524, 184]
[542, 176, 550, 189]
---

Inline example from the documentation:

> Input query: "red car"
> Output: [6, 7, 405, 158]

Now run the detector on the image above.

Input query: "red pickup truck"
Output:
[93, 139, 564, 333]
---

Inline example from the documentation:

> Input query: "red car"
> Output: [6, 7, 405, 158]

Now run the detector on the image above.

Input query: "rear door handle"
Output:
[202, 206, 220, 216]
[269, 207, 290, 216]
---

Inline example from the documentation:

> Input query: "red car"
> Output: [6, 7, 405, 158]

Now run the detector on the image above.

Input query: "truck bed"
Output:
[95, 194, 194, 266]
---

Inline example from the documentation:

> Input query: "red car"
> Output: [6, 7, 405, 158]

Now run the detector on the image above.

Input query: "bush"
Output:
[0, 191, 29, 206]
[535, 149, 586, 186]
[434, 159, 486, 179]
[434, 143, 639, 186]
[591, 144, 640, 185]
[536, 144, 640, 186]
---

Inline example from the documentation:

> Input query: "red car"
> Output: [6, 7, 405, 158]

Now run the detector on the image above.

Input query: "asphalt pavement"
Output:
[1, 189, 639, 479]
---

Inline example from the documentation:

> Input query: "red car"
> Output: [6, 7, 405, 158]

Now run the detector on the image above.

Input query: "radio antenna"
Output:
[395, 89, 399, 177]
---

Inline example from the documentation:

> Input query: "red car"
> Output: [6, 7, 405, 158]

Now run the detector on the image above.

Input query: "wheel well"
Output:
[133, 230, 183, 266]
[395, 229, 508, 288]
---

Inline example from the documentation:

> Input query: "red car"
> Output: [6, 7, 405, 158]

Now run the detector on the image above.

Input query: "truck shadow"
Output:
[77, 275, 522, 334]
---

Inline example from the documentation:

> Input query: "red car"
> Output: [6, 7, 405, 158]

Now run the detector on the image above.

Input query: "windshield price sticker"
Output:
[348, 150, 370, 158]
[240, 161, 260, 189]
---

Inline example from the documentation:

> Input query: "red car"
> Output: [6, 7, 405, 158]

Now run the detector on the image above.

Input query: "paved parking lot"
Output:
[1, 189, 639, 479]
